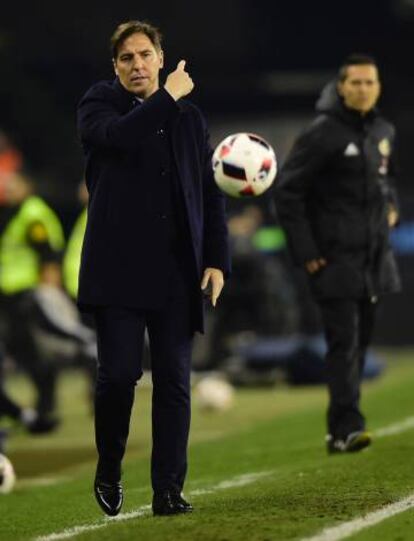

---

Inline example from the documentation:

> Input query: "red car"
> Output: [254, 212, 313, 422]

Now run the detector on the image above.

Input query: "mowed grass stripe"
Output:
[1, 350, 414, 541]
[34, 472, 273, 541]
[34, 412, 414, 541]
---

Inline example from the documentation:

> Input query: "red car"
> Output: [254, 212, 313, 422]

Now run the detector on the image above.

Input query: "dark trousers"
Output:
[0, 292, 58, 417]
[0, 385, 21, 420]
[93, 255, 195, 493]
[0, 342, 21, 419]
[318, 298, 377, 439]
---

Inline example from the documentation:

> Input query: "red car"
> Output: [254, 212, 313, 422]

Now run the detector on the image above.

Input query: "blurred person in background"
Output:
[63, 181, 88, 301]
[0, 172, 65, 432]
[202, 204, 299, 374]
[0, 343, 48, 434]
[77, 20, 229, 517]
[62, 180, 96, 404]
[275, 54, 400, 454]
[0, 131, 22, 203]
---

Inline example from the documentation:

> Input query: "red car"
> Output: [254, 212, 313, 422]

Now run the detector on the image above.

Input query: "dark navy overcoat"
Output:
[77, 78, 230, 332]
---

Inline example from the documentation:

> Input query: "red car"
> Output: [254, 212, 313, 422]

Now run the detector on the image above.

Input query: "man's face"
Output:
[337, 64, 381, 114]
[113, 32, 164, 98]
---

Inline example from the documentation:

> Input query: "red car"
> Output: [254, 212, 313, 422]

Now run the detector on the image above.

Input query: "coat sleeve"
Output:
[200, 115, 231, 277]
[77, 84, 179, 151]
[274, 118, 330, 266]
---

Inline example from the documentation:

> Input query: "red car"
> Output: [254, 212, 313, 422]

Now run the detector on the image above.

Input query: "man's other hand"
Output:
[39, 262, 62, 287]
[305, 258, 327, 274]
[201, 268, 224, 307]
[164, 60, 194, 101]
[388, 205, 399, 228]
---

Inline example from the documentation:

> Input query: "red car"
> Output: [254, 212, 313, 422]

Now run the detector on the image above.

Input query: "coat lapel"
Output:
[112, 77, 138, 112]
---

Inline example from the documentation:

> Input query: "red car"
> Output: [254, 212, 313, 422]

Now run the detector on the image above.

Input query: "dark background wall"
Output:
[1, 0, 413, 343]
[1, 0, 413, 194]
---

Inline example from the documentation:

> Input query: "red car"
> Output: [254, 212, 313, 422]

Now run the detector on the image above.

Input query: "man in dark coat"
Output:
[275, 54, 400, 454]
[77, 20, 230, 516]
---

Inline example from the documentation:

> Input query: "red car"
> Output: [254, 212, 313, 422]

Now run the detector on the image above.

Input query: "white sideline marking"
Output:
[34, 471, 273, 541]
[190, 471, 271, 496]
[17, 477, 68, 489]
[374, 416, 414, 438]
[302, 494, 414, 541]
[36, 507, 151, 541]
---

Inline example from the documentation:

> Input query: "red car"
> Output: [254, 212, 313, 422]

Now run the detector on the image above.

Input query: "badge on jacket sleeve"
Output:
[378, 138, 391, 175]
[378, 138, 391, 158]
[28, 222, 48, 243]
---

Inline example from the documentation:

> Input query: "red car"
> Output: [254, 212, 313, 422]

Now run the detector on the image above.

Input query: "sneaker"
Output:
[326, 430, 372, 454]
[21, 410, 60, 434]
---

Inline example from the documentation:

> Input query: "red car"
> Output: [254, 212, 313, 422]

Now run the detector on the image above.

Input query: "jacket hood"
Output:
[315, 80, 342, 113]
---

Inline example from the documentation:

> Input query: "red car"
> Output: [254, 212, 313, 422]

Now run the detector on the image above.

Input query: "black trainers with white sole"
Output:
[326, 430, 372, 454]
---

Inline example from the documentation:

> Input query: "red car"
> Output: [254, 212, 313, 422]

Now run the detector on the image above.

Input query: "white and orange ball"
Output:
[0, 454, 16, 494]
[194, 376, 235, 412]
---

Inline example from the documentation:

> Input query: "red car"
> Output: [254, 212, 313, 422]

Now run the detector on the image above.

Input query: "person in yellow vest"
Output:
[63, 182, 88, 300]
[63, 207, 87, 299]
[0, 172, 65, 431]
[62, 181, 97, 402]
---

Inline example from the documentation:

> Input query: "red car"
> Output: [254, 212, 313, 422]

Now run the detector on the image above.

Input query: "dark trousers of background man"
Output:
[317, 298, 377, 440]
[93, 251, 196, 494]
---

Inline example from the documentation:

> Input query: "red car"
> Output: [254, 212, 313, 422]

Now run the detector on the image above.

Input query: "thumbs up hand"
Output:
[164, 59, 194, 100]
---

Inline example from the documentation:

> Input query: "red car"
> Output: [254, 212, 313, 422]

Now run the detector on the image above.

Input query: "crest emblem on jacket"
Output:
[378, 138, 391, 175]
[378, 138, 391, 157]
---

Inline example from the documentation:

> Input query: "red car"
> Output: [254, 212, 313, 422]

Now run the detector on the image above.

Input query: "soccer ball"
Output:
[212, 133, 277, 198]
[194, 376, 235, 412]
[0, 454, 16, 494]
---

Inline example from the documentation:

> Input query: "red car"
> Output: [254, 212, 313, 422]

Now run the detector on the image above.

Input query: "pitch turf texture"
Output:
[2, 349, 414, 541]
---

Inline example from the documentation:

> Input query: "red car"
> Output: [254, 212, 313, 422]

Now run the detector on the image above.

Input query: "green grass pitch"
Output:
[1, 348, 414, 541]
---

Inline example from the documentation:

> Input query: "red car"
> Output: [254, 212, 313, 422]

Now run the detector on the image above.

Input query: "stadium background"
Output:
[2, 2, 414, 540]
[0, 0, 413, 346]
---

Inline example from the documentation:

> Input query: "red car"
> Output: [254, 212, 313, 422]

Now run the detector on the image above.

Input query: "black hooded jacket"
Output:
[275, 82, 401, 299]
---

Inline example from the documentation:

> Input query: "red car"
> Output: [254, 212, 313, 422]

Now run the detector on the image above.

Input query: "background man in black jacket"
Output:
[77, 20, 230, 516]
[275, 54, 400, 454]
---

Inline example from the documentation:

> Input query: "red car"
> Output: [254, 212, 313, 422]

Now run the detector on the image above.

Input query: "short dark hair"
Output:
[338, 54, 379, 82]
[110, 20, 162, 60]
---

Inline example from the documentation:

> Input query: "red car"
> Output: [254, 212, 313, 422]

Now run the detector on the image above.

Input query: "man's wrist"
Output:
[163, 84, 179, 101]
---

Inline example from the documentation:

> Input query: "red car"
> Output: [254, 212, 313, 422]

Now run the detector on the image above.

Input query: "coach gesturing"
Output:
[77, 20, 230, 517]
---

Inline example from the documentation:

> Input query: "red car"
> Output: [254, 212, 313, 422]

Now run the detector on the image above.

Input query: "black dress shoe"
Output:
[152, 491, 193, 516]
[94, 480, 123, 516]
